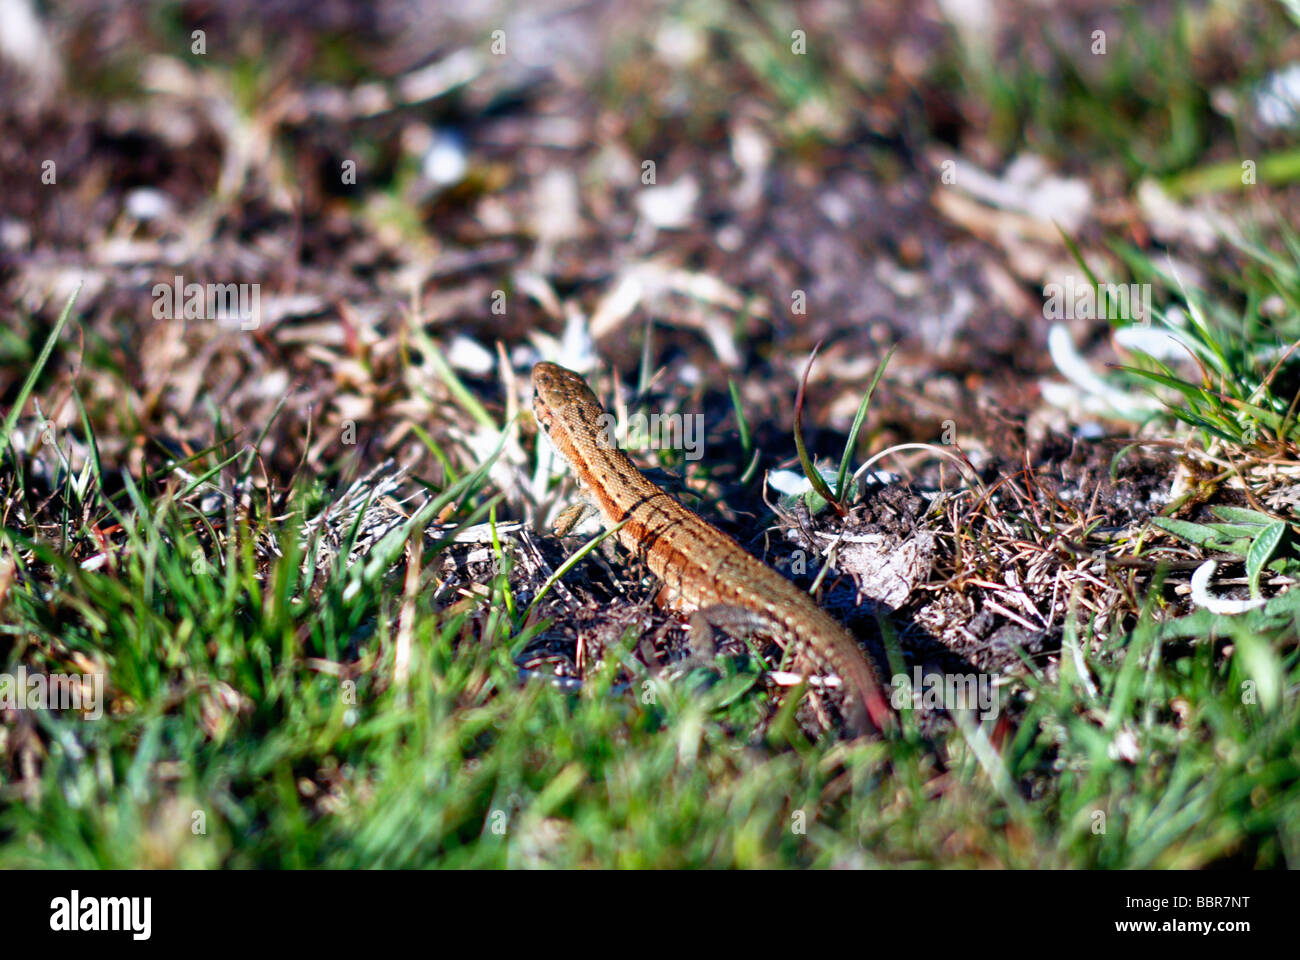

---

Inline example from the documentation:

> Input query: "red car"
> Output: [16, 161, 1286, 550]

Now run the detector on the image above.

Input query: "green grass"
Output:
[2, 469, 1295, 866]
[1084, 229, 1300, 450]
[939, 3, 1293, 182]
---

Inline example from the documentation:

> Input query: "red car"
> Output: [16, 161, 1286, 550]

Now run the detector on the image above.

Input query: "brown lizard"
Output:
[532, 361, 895, 735]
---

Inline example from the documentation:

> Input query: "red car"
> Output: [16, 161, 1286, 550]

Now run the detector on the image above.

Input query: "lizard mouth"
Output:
[533, 402, 552, 433]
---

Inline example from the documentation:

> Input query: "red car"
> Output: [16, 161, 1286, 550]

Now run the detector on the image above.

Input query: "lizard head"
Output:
[532, 361, 602, 438]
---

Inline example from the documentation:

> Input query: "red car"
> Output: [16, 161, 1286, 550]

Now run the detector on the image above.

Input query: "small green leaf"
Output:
[1246, 521, 1287, 599]
[1149, 516, 1235, 549]
[835, 346, 894, 503]
[708, 666, 761, 711]
[727, 378, 752, 456]
[1209, 506, 1275, 526]
[792, 342, 844, 516]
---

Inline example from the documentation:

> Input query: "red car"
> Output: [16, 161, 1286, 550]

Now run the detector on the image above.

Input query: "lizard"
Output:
[531, 361, 895, 735]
